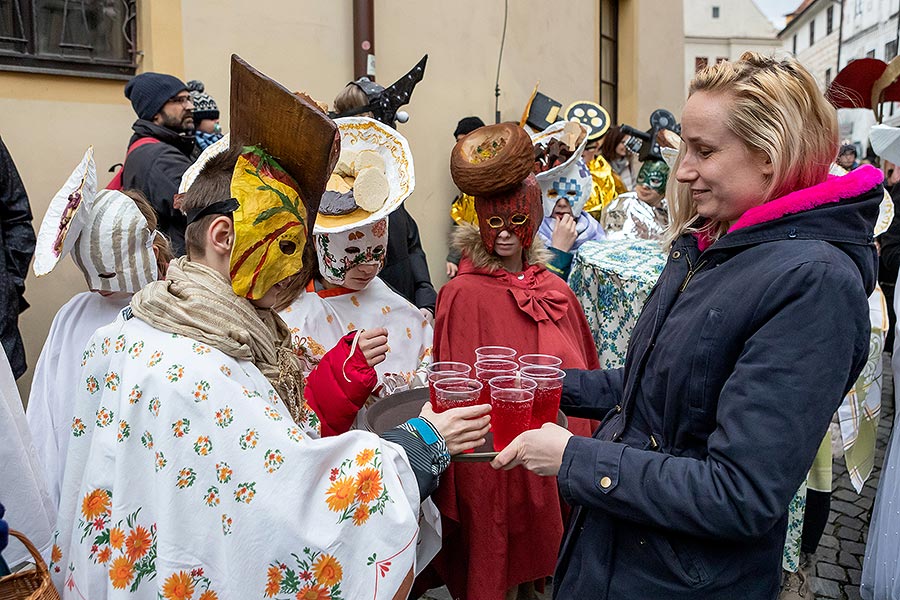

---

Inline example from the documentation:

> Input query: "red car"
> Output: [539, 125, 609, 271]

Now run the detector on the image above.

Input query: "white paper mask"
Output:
[531, 121, 592, 218]
[71, 190, 158, 293]
[315, 217, 388, 285]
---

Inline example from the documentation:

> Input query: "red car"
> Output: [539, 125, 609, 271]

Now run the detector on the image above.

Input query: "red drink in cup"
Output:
[489, 375, 537, 451]
[432, 377, 483, 413]
[518, 353, 563, 368]
[474, 359, 518, 406]
[475, 345, 517, 362]
[520, 366, 565, 429]
[427, 362, 471, 405]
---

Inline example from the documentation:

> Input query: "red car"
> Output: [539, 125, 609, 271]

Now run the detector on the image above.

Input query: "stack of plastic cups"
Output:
[427, 362, 471, 405]
[520, 366, 566, 429]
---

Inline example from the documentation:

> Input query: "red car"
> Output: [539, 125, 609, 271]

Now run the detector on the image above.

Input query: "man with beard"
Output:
[120, 72, 196, 255]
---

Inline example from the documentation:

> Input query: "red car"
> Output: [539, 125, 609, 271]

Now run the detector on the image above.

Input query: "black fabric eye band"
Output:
[185, 197, 240, 226]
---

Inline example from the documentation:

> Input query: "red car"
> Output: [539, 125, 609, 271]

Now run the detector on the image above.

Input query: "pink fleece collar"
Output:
[695, 165, 883, 251]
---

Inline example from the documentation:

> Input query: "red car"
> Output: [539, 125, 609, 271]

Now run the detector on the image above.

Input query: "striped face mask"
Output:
[72, 190, 158, 293]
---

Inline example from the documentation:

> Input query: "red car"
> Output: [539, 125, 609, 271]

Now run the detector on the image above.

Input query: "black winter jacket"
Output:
[554, 166, 883, 599]
[378, 204, 437, 313]
[0, 136, 35, 379]
[120, 120, 195, 256]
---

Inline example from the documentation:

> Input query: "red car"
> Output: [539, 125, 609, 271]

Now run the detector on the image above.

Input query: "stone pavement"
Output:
[419, 358, 897, 600]
[808, 356, 895, 600]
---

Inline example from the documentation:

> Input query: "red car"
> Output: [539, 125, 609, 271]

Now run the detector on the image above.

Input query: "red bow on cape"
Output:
[509, 287, 570, 322]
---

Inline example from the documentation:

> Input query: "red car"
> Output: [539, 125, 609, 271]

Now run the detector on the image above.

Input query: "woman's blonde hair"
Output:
[664, 51, 838, 248]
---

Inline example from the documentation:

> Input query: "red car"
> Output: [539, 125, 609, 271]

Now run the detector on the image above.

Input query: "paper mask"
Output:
[531, 121, 591, 218]
[315, 217, 388, 285]
[72, 190, 158, 292]
[34, 147, 97, 277]
[474, 174, 542, 253]
[635, 160, 670, 193]
[229, 147, 308, 299]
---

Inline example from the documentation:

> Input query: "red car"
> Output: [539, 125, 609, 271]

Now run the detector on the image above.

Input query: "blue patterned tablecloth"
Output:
[569, 239, 666, 369]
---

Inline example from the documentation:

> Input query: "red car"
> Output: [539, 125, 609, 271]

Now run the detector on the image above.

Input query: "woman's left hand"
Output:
[490, 423, 573, 476]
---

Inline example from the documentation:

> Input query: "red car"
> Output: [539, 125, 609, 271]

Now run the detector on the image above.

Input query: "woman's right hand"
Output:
[419, 402, 491, 455]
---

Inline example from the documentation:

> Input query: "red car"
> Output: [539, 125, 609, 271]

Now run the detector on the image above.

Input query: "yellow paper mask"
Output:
[229, 146, 307, 299]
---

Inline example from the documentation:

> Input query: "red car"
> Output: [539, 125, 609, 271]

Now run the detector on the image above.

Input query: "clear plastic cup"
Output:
[474, 359, 519, 405]
[489, 375, 537, 451]
[520, 366, 566, 429]
[432, 377, 483, 413]
[427, 362, 472, 405]
[475, 346, 517, 361]
[518, 353, 563, 368]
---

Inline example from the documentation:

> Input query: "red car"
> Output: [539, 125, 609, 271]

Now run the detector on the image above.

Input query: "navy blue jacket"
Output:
[554, 167, 882, 599]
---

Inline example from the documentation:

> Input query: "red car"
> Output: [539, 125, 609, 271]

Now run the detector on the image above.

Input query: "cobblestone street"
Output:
[808, 357, 895, 600]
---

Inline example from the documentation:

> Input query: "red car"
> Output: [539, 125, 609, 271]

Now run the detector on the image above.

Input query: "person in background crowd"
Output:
[837, 143, 860, 171]
[0, 135, 35, 380]
[119, 72, 196, 256]
[493, 52, 880, 600]
[602, 158, 671, 241]
[187, 80, 224, 153]
[446, 116, 484, 278]
[599, 124, 636, 192]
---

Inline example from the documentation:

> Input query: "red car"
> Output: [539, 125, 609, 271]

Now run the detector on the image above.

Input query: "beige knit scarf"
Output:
[130, 257, 307, 423]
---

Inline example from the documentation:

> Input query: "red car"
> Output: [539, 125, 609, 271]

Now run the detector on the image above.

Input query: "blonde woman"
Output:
[492, 52, 883, 598]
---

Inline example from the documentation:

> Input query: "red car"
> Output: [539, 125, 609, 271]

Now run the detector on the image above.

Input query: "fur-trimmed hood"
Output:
[452, 224, 552, 273]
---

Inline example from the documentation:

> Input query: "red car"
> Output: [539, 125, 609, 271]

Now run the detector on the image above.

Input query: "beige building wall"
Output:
[619, 0, 686, 127]
[4, 0, 683, 397]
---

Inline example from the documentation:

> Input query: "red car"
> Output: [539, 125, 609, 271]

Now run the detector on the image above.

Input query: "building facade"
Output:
[683, 0, 781, 96]
[0, 0, 686, 394]
[778, 0, 841, 92]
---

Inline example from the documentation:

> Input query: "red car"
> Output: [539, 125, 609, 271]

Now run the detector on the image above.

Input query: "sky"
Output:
[753, 0, 801, 30]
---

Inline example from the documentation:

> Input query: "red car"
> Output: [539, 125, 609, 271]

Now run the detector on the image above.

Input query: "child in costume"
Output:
[50, 57, 489, 600]
[279, 117, 432, 432]
[26, 146, 172, 510]
[533, 121, 606, 280]
[602, 158, 670, 240]
[420, 123, 600, 600]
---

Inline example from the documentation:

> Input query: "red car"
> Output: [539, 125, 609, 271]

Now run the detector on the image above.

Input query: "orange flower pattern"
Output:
[265, 548, 344, 599]
[77, 499, 157, 593]
[323, 448, 391, 525]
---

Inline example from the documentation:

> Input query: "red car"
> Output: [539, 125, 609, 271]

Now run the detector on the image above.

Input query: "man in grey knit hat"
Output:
[118, 71, 196, 256]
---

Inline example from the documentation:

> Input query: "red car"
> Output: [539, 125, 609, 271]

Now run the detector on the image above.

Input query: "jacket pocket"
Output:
[643, 530, 710, 588]
[687, 307, 722, 416]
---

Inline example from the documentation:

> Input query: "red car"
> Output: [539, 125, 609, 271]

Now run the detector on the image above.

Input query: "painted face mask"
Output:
[540, 157, 592, 218]
[474, 174, 542, 253]
[636, 160, 669, 194]
[229, 146, 308, 300]
[315, 217, 388, 285]
[73, 190, 158, 293]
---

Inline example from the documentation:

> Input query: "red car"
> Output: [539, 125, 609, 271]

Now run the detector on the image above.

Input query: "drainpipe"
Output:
[353, 0, 375, 81]
[837, 0, 845, 72]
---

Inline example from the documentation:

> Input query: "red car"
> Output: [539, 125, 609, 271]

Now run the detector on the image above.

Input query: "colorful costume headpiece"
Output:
[530, 121, 592, 218]
[329, 55, 428, 128]
[34, 146, 159, 292]
[180, 56, 339, 301]
[313, 116, 415, 285]
[564, 101, 610, 143]
[450, 122, 542, 252]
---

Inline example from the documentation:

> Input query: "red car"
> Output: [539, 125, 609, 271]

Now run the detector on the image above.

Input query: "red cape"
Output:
[422, 256, 599, 599]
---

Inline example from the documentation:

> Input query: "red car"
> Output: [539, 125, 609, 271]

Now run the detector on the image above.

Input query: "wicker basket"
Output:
[0, 530, 60, 600]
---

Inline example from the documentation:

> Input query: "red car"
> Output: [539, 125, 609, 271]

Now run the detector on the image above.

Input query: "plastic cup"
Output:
[432, 377, 483, 413]
[474, 359, 519, 406]
[475, 346, 517, 361]
[518, 353, 563, 368]
[489, 375, 537, 451]
[427, 362, 471, 405]
[520, 366, 566, 429]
